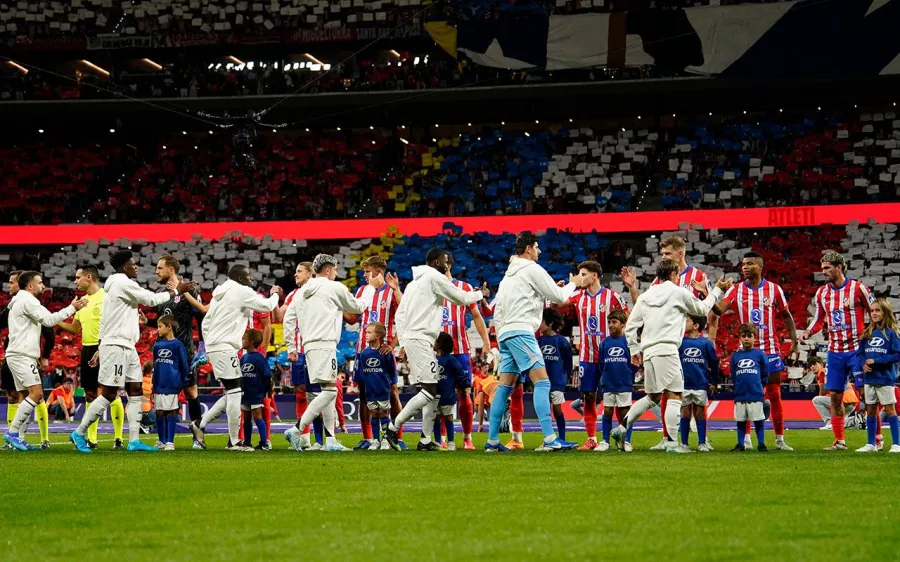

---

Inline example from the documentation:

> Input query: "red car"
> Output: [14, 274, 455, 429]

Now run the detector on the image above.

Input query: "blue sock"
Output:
[433, 415, 443, 442]
[255, 419, 267, 446]
[166, 415, 177, 444]
[533, 379, 554, 440]
[554, 410, 567, 440]
[157, 415, 167, 444]
[867, 415, 878, 446]
[488, 384, 514, 442]
[679, 417, 690, 446]
[625, 422, 634, 443]
[889, 415, 900, 447]
[313, 417, 324, 445]
[445, 416, 455, 443]
[736, 422, 745, 446]
[243, 414, 253, 445]
[601, 415, 613, 443]
[372, 418, 381, 441]
[754, 420, 765, 447]
[697, 418, 707, 445]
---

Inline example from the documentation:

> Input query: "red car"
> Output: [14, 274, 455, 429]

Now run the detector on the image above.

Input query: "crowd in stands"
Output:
[2, 108, 898, 226]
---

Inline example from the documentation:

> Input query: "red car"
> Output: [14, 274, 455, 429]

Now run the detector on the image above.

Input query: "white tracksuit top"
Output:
[6, 291, 76, 359]
[496, 256, 577, 338]
[98, 273, 172, 348]
[294, 277, 370, 351]
[202, 279, 279, 353]
[395, 265, 483, 344]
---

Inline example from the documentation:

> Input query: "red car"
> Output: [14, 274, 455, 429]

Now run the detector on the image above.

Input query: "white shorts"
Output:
[402, 339, 438, 385]
[602, 392, 632, 408]
[98, 344, 142, 387]
[734, 401, 765, 422]
[208, 350, 241, 381]
[550, 390, 566, 406]
[306, 348, 337, 385]
[241, 404, 264, 411]
[367, 400, 390, 411]
[155, 394, 179, 411]
[5, 354, 40, 391]
[643, 354, 684, 394]
[864, 384, 897, 406]
[682, 389, 709, 406]
[439, 404, 456, 416]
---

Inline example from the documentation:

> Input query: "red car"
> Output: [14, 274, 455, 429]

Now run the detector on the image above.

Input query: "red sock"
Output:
[295, 389, 310, 435]
[361, 421, 373, 440]
[745, 420, 752, 437]
[459, 392, 474, 436]
[876, 404, 883, 436]
[441, 418, 447, 437]
[584, 397, 597, 439]
[238, 410, 246, 442]
[660, 394, 669, 438]
[397, 426, 404, 439]
[335, 385, 345, 429]
[614, 406, 625, 425]
[510, 386, 524, 433]
[831, 416, 845, 441]
[766, 383, 784, 436]
[263, 397, 272, 440]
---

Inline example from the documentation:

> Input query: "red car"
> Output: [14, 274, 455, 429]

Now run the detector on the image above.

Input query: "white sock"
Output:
[200, 395, 227, 430]
[10, 398, 36, 435]
[77, 396, 110, 436]
[298, 388, 336, 433]
[776, 434, 784, 443]
[665, 399, 682, 442]
[321, 392, 338, 444]
[391, 389, 434, 430]
[225, 388, 242, 445]
[126, 397, 142, 442]
[464, 433, 472, 440]
[811, 396, 831, 423]
[512, 431, 523, 442]
[624, 396, 655, 428]
[419, 395, 439, 444]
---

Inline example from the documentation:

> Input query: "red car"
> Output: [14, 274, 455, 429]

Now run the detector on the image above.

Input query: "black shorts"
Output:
[0, 360, 13, 392]
[81, 345, 100, 392]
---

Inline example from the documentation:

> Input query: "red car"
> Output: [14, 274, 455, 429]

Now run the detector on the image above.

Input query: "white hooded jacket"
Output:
[99, 273, 173, 348]
[294, 277, 371, 351]
[396, 265, 483, 344]
[624, 280, 723, 359]
[202, 279, 279, 353]
[6, 291, 76, 359]
[496, 256, 577, 338]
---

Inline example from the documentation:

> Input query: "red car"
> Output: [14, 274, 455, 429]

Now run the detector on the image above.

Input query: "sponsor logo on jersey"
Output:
[241, 363, 256, 373]
[750, 309, 763, 324]
[541, 345, 556, 356]
[608, 347, 625, 357]
[737, 359, 756, 369]
[158, 349, 173, 359]
[369, 310, 378, 323]
[683, 347, 702, 358]
[587, 316, 599, 331]
[869, 337, 885, 347]
[366, 357, 381, 368]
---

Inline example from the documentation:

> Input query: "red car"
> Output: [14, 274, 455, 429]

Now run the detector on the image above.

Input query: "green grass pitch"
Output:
[2, 429, 899, 561]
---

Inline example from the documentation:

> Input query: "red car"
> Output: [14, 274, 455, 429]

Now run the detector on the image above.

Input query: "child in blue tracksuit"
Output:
[679, 315, 719, 451]
[857, 298, 900, 453]
[356, 322, 397, 449]
[538, 309, 573, 443]
[598, 309, 637, 452]
[153, 315, 189, 450]
[730, 323, 768, 452]
[240, 329, 272, 450]
[434, 332, 468, 450]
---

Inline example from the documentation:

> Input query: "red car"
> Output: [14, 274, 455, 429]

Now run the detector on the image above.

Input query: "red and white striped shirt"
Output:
[568, 287, 628, 363]
[651, 264, 711, 300]
[722, 278, 789, 355]
[354, 284, 398, 354]
[442, 279, 478, 355]
[283, 288, 303, 354]
[246, 298, 271, 354]
[808, 279, 873, 353]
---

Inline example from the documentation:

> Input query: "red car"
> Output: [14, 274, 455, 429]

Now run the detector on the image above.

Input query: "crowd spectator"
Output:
[46, 378, 76, 422]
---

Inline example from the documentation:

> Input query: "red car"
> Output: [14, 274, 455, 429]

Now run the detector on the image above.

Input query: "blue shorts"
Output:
[766, 354, 785, 376]
[825, 351, 860, 392]
[498, 332, 545, 375]
[453, 353, 473, 386]
[578, 362, 602, 393]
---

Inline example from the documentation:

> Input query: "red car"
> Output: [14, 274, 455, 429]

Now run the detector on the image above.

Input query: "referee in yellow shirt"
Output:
[60, 265, 125, 449]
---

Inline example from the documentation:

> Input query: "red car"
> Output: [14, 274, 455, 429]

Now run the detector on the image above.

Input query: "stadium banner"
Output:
[87, 34, 152, 50]
[158, 24, 421, 48]
[433, 0, 900, 78]
[10, 35, 87, 51]
[1, 202, 898, 245]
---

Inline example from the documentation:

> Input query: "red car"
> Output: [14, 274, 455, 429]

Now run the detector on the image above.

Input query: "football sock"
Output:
[166, 415, 177, 445]
[313, 417, 324, 445]
[664, 399, 682, 442]
[126, 396, 143, 443]
[372, 418, 381, 441]
[158, 414, 168, 444]
[295, 388, 307, 419]
[554, 410, 567, 440]
[532, 379, 555, 441]
[831, 415, 846, 442]
[624, 396, 654, 429]
[6, 403, 16, 428]
[110, 397, 125, 441]
[697, 418, 708, 445]
[187, 396, 202, 424]
[10, 397, 36, 435]
[679, 417, 690, 446]
[445, 416, 455, 443]
[766, 384, 784, 436]
[85, 401, 99, 443]
[77, 396, 109, 437]
[459, 392, 474, 437]
[361, 420, 373, 440]
[735, 422, 745, 446]
[243, 413, 253, 446]
[510, 386, 524, 433]
[391, 389, 434, 430]
[745, 419, 752, 437]
[35, 401, 49, 442]
[255, 418, 268, 446]
[602, 415, 613, 443]
[867, 415, 878, 446]
[432, 415, 442, 443]
[262, 397, 272, 440]
[660, 394, 670, 439]
[321, 391, 339, 443]
[225, 388, 243, 445]
[583, 397, 598, 440]
[754, 420, 765, 447]
[238, 411, 246, 442]
[487, 384, 514, 444]
[200, 396, 227, 430]
[419, 396, 439, 445]
[298, 388, 335, 433]
[625, 421, 634, 443]
[888, 414, 900, 446]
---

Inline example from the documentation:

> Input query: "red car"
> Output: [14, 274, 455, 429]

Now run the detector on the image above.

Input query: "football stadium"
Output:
[2, 0, 900, 560]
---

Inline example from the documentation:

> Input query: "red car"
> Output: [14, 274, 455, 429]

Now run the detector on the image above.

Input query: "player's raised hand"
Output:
[620, 266, 637, 288]
[385, 272, 400, 290]
[138, 310, 148, 325]
[270, 285, 283, 297]
[714, 277, 733, 291]
[175, 280, 197, 295]
[480, 282, 491, 299]
[569, 272, 586, 287]
[691, 279, 709, 297]
[71, 296, 89, 310]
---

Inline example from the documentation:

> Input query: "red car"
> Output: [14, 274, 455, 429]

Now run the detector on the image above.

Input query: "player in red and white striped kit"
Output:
[344, 256, 403, 450]
[442, 253, 491, 450]
[800, 252, 874, 450]
[621, 236, 710, 450]
[559, 261, 628, 450]
[710, 251, 799, 451]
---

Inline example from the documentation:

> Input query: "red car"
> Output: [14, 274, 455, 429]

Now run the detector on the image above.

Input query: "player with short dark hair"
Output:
[731, 323, 768, 452]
